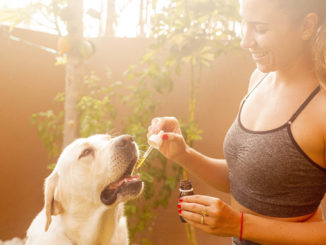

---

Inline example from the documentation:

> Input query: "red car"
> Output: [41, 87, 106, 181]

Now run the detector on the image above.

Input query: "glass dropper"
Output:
[135, 131, 164, 169]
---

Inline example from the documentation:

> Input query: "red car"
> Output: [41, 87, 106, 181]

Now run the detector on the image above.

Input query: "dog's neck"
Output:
[59, 200, 124, 245]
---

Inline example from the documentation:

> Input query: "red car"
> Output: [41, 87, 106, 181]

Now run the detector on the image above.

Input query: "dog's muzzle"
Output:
[100, 135, 143, 205]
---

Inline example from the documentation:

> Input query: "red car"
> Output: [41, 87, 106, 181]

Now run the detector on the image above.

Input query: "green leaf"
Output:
[140, 172, 154, 183]
[47, 163, 56, 170]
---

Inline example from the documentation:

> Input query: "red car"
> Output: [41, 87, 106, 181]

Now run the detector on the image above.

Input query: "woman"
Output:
[147, 0, 326, 244]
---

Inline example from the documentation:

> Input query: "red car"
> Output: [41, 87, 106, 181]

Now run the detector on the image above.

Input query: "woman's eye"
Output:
[240, 21, 268, 36]
[78, 148, 94, 159]
[255, 25, 268, 34]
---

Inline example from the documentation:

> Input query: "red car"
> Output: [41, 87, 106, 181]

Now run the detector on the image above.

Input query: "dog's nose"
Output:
[115, 135, 134, 149]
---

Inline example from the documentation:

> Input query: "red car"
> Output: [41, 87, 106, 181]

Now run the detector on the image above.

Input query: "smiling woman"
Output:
[240, 0, 326, 87]
[147, 0, 326, 244]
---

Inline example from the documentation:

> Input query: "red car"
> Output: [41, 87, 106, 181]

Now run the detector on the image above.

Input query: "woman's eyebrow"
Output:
[245, 21, 269, 25]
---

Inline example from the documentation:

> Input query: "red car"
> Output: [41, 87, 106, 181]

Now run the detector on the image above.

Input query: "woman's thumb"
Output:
[161, 132, 183, 143]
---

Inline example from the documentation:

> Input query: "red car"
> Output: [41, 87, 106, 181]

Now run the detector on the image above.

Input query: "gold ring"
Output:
[201, 215, 204, 225]
[201, 207, 207, 217]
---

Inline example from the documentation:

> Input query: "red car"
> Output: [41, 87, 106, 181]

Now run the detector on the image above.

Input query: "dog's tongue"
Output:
[101, 174, 142, 205]
[109, 174, 141, 189]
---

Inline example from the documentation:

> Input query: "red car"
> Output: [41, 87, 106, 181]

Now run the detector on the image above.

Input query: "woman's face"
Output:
[240, 0, 307, 73]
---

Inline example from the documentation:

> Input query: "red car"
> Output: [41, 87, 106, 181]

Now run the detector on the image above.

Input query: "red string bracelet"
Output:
[240, 211, 244, 242]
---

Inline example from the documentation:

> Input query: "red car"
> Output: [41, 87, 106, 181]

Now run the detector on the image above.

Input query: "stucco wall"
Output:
[0, 28, 255, 244]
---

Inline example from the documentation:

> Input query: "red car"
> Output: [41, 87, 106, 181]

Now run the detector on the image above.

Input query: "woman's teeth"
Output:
[253, 53, 266, 58]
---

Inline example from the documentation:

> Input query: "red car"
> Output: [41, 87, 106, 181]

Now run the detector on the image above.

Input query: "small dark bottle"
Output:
[179, 180, 194, 223]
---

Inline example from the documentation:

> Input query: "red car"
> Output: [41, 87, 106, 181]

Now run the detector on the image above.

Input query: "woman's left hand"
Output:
[178, 195, 241, 237]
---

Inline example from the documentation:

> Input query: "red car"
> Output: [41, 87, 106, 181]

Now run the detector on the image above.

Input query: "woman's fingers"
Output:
[177, 195, 241, 237]
[178, 195, 230, 228]
[160, 132, 181, 143]
[161, 117, 180, 133]
[151, 117, 159, 124]
[178, 199, 218, 227]
[179, 209, 215, 227]
[180, 194, 219, 206]
[147, 117, 162, 136]
[179, 202, 211, 217]
[147, 117, 181, 137]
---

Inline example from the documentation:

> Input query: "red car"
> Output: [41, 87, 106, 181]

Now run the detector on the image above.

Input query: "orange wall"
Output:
[0, 29, 63, 239]
[0, 28, 255, 244]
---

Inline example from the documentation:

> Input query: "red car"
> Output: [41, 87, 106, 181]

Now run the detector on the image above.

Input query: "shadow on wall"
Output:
[0, 28, 255, 244]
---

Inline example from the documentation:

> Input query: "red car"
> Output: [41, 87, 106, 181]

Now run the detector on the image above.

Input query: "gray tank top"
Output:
[223, 75, 326, 220]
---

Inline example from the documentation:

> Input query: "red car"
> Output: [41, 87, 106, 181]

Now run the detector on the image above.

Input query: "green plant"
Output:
[77, 71, 119, 137]
[31, 0, 240, 244]
[31, 93, 64, 161]
[122, 0, 240, 243]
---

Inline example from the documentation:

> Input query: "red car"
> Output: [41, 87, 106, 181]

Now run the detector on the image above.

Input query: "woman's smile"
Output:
[251, 51, 268, 61]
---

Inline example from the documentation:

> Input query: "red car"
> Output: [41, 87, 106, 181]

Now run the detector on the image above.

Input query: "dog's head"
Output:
[43, 134, 143, 231]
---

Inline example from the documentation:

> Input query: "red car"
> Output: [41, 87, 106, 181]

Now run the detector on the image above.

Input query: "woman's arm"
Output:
[244, 213, 326, 245]
[179, 195, 326, 245]
[175, 146, 230, 193]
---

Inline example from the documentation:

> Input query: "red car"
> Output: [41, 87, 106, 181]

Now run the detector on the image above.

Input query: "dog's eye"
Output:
[78, 148, 94, 159]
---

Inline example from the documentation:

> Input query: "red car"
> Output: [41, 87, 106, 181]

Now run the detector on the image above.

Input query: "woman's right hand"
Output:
[147, 117, 188, 163]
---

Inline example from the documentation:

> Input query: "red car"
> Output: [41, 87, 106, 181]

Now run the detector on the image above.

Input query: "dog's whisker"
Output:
[105, 128, 121, 137]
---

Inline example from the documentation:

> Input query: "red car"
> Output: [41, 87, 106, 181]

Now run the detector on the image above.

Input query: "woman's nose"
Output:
[240, 28, 256, 49]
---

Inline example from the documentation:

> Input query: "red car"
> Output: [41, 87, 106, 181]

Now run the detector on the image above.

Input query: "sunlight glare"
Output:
[0, 0, 148, 38]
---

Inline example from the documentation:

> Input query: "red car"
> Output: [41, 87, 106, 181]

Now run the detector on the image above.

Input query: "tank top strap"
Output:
[288, 85, 321, 124]
[243, 73, 269, 102]
[239, 73, 269, 112]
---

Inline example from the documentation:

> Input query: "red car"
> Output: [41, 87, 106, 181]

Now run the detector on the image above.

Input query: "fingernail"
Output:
[177, 204, 181, 208]
[178, 209, 182, 214]
[179, 198, 183, 202]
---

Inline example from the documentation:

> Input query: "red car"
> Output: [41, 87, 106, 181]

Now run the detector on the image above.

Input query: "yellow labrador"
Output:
[26, 134, 143, 245]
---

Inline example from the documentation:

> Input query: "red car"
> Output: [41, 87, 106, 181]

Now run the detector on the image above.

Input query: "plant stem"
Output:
[182, 60, 203, 245]
[185, 223, 198, 245]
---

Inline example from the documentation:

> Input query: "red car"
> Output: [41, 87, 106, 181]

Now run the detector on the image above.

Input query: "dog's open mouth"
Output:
[100, 158, 143, 205]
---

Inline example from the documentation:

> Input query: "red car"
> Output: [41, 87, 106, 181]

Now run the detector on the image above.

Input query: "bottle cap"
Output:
[148, 130, 164, 149]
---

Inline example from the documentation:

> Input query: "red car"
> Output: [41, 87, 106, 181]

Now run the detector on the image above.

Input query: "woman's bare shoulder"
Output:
[316, 89, 326, 160]
[247, 69, 268, 92]
[315, 88, 326, 121]
[310, 88, 326, 144]
[314, 88, 326, 112]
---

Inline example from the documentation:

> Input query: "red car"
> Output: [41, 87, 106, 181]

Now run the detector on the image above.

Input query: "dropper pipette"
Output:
[136, 131, 164, 169]
[136, 145, 153, 169]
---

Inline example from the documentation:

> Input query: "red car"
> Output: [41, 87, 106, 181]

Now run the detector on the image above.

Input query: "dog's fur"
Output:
[25, 134, 143, 245]
[0, 238, 26, 245]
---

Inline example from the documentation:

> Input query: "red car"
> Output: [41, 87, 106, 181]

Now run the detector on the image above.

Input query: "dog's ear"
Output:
[44, 171, 62, 232]
[51, 199, 63, 215]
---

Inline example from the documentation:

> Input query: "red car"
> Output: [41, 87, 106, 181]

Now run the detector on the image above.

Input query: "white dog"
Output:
[25, 134, 143, 245]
